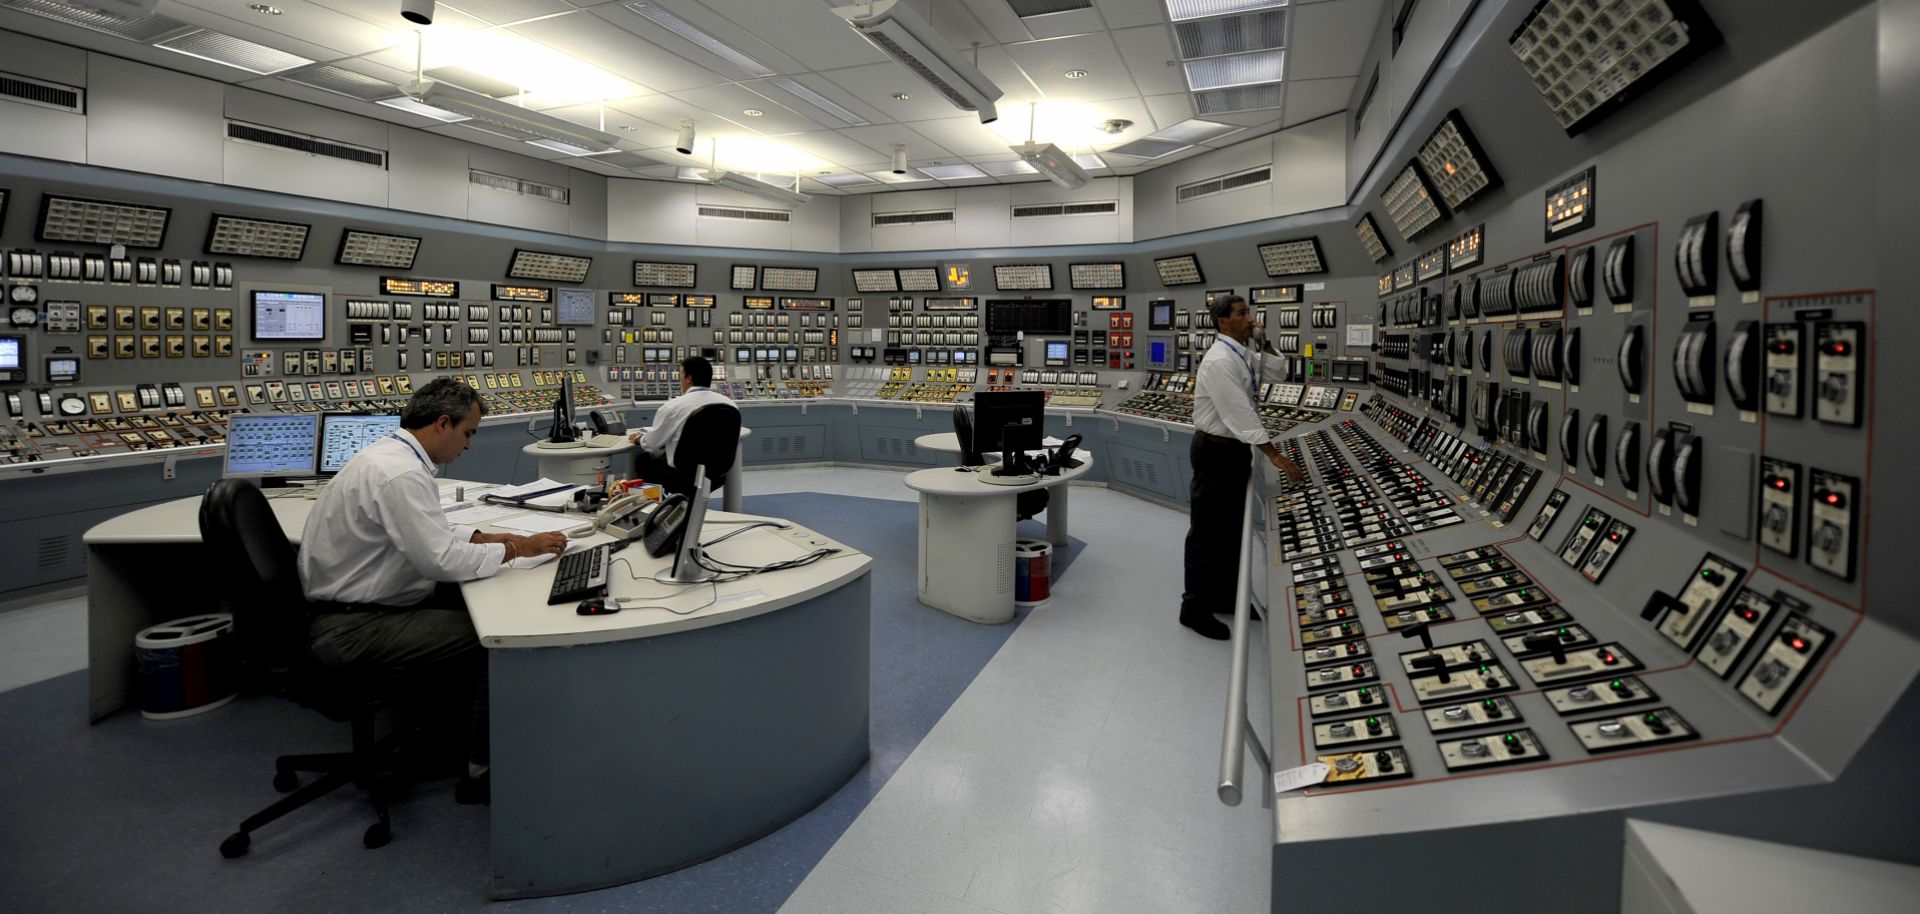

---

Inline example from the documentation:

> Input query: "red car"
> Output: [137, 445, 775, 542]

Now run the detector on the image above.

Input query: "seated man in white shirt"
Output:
[626, 355, 737, 496]
[299, 377, 566, 801]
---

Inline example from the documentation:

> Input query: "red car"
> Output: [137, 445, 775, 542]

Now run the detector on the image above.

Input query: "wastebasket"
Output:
[135, 614, 237, 720]
[1014, 539, 1052, 605]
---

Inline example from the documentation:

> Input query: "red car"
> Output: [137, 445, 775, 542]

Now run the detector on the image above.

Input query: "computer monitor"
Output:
[223, 414, 319, 482]
[554, 288, 594, 326]
[1044, 340, 1069, 367]
[251, 291, 326, 341]
[317, 413, 401, 474]
[549, 373, 578, 443]
[971, 389, 1044, 457]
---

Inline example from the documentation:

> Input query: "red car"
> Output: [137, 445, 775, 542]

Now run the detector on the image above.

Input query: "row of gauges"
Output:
[5, 251, 234, 288]
[1273, 306, 1341, 330]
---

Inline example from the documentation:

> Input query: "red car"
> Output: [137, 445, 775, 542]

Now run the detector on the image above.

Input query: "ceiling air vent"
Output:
[872, 210, 955, 226]
[1193, 83, 1284, 115]
[1178, 166, 1271, 203]
[226, 120, 386, 167]
[1173, 9, 1287, 59]
[277, 65, 401, 103]
[154, 28, 312, 75]
[698, 205, 792, 223]
[0, 70, 84, 113]
[0, 0, 191, 42]
[469, 169, 570, 205]
[1005, 0, 1092, 15]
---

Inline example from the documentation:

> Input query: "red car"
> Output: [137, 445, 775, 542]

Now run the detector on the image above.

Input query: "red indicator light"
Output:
[1771, 478, 1788, 489]
[1601, 651, 1618, 664]
[1826, 342, 1851, 356]
[1607, 532, 1621, 541]
[1825, 493, 1843, 506]
[1791, 637, 1808, 651]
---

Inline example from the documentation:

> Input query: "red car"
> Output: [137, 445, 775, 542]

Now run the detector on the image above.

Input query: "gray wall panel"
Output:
[384, 127, 471, 221]
[84, 53, 223, 183]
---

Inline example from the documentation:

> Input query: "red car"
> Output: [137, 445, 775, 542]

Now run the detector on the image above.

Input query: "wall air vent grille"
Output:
[226, 121, 386, 167]
[277, 65, 401, 102]
[1011, 201, 1118, 218]
[872, 210, 955, 226]
[1193, 82, 1284, 115]
[698, 205, 792, 223]
[468, 169, 570, 205]
[0, 70, 83, 113]
[0, 0, 190, 42]
[1178, 166, 1270, 203]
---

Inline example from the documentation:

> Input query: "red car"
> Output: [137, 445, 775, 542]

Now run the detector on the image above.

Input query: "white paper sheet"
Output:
[492, 512, 591, 535]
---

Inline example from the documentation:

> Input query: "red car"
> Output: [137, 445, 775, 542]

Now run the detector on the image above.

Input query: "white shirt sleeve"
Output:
[638, 396, 688, 459]
[1254, 347, 1290, 384]
[373, 473, 506, 582]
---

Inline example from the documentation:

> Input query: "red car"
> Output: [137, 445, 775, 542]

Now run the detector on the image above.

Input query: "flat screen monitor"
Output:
[555, 288, 595, 325]
[251, 291, 326, 341]
[317, 413, 402, 474]
[1044, 340, 1069, 367]
[1149, 299, 1175, 331]
[550, 373, 577, 443]
[224, 414, 319, 480]
[0, 335, 20, 381]
[784, 347, 799, 361]
[971, 389, 1044, 457]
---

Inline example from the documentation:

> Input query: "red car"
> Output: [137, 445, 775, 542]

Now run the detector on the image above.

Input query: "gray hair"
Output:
[1209, 294, 1247, 322]
[400, 377, 487, 429]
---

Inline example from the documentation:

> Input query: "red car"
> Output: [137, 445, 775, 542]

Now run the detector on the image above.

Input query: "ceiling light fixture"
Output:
[400, 0, 433, 26]
[834, 1, 1003, 123]
[625, 1, 776, 78]
[891, 92, 911, 101]
[249, 3, 281, 14]
[1098, 118, 1132, 134]
[1064, 68, 1088, 79]
[891, 144, 908, 175]
[410, 80, 622, 153]
[675, 119, 695, 155]
[704, 170, 809, 205]
[1012, 142, 1089, 189]
[742, 109, 763, 117]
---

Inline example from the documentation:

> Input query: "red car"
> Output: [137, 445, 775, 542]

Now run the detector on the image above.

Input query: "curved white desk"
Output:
[82, 488, 874, 900]
[522, 437, 633, 488]
[902, 455, 1094, 624]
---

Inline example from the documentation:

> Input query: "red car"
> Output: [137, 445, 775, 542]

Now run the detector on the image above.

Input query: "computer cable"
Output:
[608, 558, 719, 615]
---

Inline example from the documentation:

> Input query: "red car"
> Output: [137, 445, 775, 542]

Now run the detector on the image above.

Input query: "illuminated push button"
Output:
[1610, 679, 1634, 698]
[1503, 733, 1524, 755]
[1328, 721, 1355, 738]
[1644, 713, 1671, 735]
[1597, 721, 1630, 739]
[1365, 717, 1382, 735]
[1443, 706, 1469, 721]
[1568, 686, 1598, 703]
[1460, 739, 1490, 758]
[1483, 699, 1504, 718]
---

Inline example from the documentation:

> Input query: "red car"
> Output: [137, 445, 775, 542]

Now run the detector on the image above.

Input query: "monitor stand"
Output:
[666, 467, 718, 583]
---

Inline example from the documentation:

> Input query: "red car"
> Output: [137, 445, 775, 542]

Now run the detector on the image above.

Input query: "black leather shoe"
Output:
[1181, 615, 1230, 640]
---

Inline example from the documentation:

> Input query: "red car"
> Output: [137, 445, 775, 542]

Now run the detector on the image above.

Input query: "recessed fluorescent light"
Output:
[1151, 118, 1242, 144]
[625, 1, 775, 78]
[377, 96, 471, 122]
[919, 163, 986, 180]
[1164, 0, 1288, 22]
[869, 169, 932, 183]
[155, 29, 313, 76]
[814, 173, 880, 187]
[527, 138, 618, 157]
[976, 159, 1040, 177]
[768, 77, 871, 127]
[1073, 153, 1107, 170]
[1183, 50, 1286, 92]
[676, 167, 712, 181]
[1106, 138, 1192, 159]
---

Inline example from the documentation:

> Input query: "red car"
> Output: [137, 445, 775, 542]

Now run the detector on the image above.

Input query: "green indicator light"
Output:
[1612, 679, 1624, 688]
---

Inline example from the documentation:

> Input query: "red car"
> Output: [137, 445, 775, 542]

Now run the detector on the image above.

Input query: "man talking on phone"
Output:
[1180, 295, 1307, 640]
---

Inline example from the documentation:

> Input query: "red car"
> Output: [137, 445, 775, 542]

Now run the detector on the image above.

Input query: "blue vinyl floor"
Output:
[0, 491, 1077, 913]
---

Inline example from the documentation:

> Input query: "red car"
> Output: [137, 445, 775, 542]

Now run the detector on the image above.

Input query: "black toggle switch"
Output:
[1374, 750, 1394, 772]
[1523, 633, 1568, 664]
[1644, 713, 1670, 735]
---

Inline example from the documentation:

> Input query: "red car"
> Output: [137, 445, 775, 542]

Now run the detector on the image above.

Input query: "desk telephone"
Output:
[594, 492, 690, 557]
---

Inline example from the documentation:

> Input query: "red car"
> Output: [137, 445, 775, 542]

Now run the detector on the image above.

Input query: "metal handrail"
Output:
[1218, 479, 1272, 807]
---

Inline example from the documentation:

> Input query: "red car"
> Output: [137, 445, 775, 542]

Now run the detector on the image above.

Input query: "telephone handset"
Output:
[1047, 434, 1084, 473]
[592, 492, 692, 557]
[589, 409, 626, 436]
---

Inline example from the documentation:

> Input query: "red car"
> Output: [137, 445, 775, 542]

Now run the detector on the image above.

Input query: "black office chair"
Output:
[637, 403, 743, 500]
[198, 479, 424, 858]
[953, 404, 1048, 522]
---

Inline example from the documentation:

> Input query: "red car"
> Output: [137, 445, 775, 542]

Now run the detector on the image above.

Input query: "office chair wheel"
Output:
[363, 822, 390, 850]
[220, 832, 250, 859]
[273, 770, 299, 792]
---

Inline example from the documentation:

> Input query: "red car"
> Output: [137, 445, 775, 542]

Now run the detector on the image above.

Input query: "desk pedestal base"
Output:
[917, 491, 1018, 624]
[488, 575, 871, 899]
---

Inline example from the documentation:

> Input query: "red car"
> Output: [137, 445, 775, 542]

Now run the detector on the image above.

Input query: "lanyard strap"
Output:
[390, 432, 432, 472]
[1226, 340, 1258, 399]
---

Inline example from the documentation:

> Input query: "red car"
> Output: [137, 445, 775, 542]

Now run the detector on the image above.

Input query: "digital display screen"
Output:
[730, 264, 757, 290]
[1090, 295, 1125, 310]
[1249, 285, 1301, 304]
[943, 263, 972, 291]
[224, 414, 318, 478]
[1153, 254, 1204, 286]
[683, 294, 716, 308]
[252, 291, 326, 340]
[491, 284, 552, 303]
[1417, 247, 1446, 281]
[1448, 224, 1485, 271]
[555, 289, 594, 325]
[1149, 300, 1175, 330]
[380, 276, 459, 298]
[1045, 340, 1069, 366]
[318, 413, 401, 474]
[47, 356, 79, 383]
[0, 336, 20, 370]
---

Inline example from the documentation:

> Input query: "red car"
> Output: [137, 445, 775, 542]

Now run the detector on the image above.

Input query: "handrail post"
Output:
[1218, 478, 1266, 806]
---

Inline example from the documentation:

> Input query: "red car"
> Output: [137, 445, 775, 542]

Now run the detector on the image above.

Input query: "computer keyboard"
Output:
[546, 544, 610, 604]
[585, 433, 631, 448]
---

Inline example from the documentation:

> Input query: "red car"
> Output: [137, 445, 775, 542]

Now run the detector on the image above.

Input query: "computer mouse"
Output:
[575, 597, 620, 616]
[566, 524, 597, 539]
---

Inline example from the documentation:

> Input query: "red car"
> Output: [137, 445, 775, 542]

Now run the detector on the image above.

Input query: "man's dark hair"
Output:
[682, 356, 713, 388]
[400, 377, 487, 430]
[1209, 294, 1247, 323]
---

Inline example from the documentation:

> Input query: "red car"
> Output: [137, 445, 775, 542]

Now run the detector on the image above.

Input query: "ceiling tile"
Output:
[838, 123, 957, 162]
[1143, 92, 1195, 131]
[1003, 32, 1134, 102]
[1281, 75, 1356, 125]
[531, 6, 739, 92]
[1018, 7, 1104, 41]
[614, 0, 813, 80]
[818, 61, 991, 124]
[698, 0, 889, 71]
[1287, 0, 1383, 81]
[777, 130, 898, 171]
[670, 83, 826, 136]
[439, 0, 577, 26]
[1111, 25, 1187, 97]
[1094, 0, 1169, 30]
[954, 0, 1033, 45]
[542, 99, 677, 146]
[904, 115, 1023, 158]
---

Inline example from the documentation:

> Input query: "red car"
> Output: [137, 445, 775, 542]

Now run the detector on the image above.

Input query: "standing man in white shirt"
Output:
[626, 355, 736, 496]
[300, 378, 566, 800]
[1180, 295, 1306, 640]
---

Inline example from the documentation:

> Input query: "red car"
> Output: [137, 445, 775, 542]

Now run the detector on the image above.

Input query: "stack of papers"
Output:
[483, 477, 586, 508]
